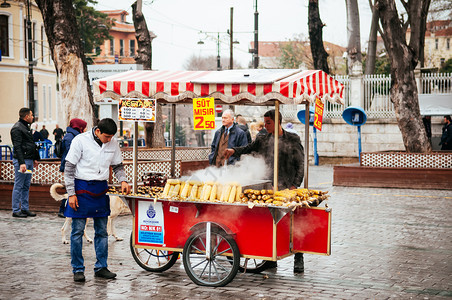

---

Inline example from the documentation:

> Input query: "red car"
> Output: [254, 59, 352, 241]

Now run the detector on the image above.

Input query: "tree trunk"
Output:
[376, 0, 431, 153]
[346, 0, 362, 74]
[308, 0, 330, 73]
[364, 0, 379, 75]
[132, 1, 164, 148]
[36, 0, 95, 128]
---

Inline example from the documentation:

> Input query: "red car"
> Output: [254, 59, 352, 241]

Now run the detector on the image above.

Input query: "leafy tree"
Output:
[184, 54, 241, 71]
[439, 58, 452, 73]
[73, 0, 112, 62]
[279, 40, 310, 69]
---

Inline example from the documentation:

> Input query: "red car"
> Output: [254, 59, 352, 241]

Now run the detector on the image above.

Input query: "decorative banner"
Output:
[193, 97, 215, 130]
[137, 201, 164, 245]
[119, 98, 156, 122]
[314, 98, 324, 131]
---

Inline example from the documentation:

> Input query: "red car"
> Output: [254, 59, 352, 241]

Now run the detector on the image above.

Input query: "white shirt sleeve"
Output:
[65, 136, 82, 165]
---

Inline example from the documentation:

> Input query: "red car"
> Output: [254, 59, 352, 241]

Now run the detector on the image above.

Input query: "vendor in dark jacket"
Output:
[208, 109, 248, 166]
[10, 108, 40, 218]
[57, 118, 88, 217]
[224, 109, 305, 272]
[439, 115, 452, 150]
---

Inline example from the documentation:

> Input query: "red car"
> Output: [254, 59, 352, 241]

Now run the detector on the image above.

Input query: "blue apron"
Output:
[64, 179, 110, 218]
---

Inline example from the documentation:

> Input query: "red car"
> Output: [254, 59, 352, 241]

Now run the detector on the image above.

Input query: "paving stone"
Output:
[0, 165, 451, 298]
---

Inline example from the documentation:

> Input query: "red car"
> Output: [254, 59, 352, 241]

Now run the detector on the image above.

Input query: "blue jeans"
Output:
[12, 158, 33, 213]
[71, 217, 109, 273]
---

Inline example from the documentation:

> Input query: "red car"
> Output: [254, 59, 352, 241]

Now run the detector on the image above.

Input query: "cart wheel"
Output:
[130, 233, 179, 272]
[183, 227, 240, 287]
[238, 258, 274, 273]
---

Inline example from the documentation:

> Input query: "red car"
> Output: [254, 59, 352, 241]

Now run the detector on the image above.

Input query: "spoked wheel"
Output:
[183, 227, 240, 287]
[130, 233, 179, 272]
[238, 258, 274, 273]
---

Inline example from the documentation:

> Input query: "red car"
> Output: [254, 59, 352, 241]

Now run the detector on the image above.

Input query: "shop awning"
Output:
[93, 69, 345, 106]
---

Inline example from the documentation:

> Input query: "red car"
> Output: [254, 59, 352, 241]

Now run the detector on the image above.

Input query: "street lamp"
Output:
[26, 0, 35, 116]
[0, 0, 11, 8]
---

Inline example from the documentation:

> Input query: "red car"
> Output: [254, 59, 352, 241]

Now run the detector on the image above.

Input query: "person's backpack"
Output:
[54, 139, 63, 158]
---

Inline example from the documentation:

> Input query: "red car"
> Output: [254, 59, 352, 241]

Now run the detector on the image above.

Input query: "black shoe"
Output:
[12, 211, 28, 218]
[21, 210, 36, 217]
[58, 212, 65, 218]
[95, 268, 116, 279]
[74, 272, 85, 282]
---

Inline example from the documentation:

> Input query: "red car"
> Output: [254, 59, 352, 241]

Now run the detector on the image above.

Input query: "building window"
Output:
[435, 38, 438, 50]
[129, 40, 135, 57]
[119, 39, 124, 56]
[121, 14, 125, 23]
[110, 38, 114, 55]
[32, 83, 39, 120]
[48, 86, 52, 119]
[440, 58, 445, 65]
[43, 86, 46, 120]
[41, 25, 44, 63]
[0, 15, 9, 57]
[24, 19, 27, 58]
[447, 38, 450, 50]
[32, 21, 36, 59]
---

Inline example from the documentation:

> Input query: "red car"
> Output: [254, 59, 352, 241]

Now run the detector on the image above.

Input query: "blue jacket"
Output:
[59, 126, 80, 172]
[209, 123, 248, 165]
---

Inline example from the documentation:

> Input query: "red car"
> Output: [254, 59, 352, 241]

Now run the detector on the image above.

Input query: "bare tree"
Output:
[308, 0, 330, 73]
[184, 54, 241, 71]
[376, 0, 431, 153]
[36, 0, 94, 127]
[346, 0, 362, 73]
[132, 1, 164, 148]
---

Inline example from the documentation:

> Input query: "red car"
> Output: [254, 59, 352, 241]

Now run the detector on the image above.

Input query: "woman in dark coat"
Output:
[58, 118, 87, 217]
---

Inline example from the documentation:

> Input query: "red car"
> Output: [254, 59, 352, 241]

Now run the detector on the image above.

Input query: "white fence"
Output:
[324, 72, 452, 119]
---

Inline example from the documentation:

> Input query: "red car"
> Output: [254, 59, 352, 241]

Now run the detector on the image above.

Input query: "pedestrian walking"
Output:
[57, 118, 88, 218]
[439, 115, 452, 150]
[53, 124, 64, 142]
[64, 118, 130, 282]
[10, 108, 40, 218]
[40, 125, 50, 140]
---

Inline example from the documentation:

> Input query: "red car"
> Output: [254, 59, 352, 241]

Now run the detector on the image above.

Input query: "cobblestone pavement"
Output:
[0, 165, 451, 299]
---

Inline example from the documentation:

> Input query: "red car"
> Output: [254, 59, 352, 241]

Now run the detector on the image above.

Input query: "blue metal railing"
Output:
[35, 140, 53, 159]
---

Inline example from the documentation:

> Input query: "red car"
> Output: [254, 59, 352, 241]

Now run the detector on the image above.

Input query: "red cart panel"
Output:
[292, 207, 331, 255]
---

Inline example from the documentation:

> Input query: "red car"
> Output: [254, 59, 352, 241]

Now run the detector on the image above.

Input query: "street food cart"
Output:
[93, 69, 344, 286]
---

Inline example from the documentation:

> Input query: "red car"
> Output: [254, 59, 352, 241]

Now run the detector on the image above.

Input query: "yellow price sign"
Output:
[314, 97, 324, 131]
[193, 97, 215, 130]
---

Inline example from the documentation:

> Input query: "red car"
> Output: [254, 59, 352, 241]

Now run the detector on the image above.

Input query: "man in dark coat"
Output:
[209, 109, 248, 166]
[40, 125, 49, 140]
[224, 109, 305, 272]
[439, 115, 452, 150]
[10, 108, 40, 218]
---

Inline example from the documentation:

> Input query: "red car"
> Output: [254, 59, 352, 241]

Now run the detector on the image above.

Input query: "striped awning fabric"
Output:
[93, 69, 345, 105]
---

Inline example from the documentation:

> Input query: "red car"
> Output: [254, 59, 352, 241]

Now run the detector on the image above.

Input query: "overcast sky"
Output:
[95, 0, 373, 70]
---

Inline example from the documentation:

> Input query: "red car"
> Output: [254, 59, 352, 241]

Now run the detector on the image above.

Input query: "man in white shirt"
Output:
[64, 118, 130, 282]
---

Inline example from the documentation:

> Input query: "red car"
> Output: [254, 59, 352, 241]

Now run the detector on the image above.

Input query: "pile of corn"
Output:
[240, 188, 328, 207]
[109, 180, 329, 208]
[159, 179, 328, 207]
[161, 179, 243, 203]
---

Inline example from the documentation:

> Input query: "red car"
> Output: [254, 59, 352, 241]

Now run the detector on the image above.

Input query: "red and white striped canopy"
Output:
[93, 69, 345, 105]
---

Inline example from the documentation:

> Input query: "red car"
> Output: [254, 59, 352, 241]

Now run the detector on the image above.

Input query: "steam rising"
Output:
[184, 155, 270, 186]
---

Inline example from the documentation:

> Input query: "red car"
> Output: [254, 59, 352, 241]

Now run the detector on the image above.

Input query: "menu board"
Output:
[119, 98, 156, 122]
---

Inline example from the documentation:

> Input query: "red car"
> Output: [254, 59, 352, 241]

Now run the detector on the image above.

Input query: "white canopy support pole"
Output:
[304, 104, 309, 188]
[133, 121, 138, 194]
[273, 101, 279, 192]
[170, 104, 176, 178]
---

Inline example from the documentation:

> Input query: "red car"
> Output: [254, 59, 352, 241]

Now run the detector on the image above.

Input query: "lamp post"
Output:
[26, 0, 35, 115]
[253, 0, 259, 69]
